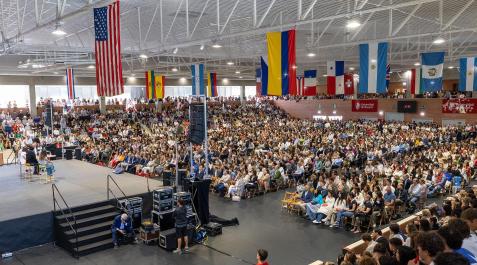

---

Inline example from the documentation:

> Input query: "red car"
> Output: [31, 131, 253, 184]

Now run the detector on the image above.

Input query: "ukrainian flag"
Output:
[145, 70, 155, 99]
[207, 72, 218, 97]
[155, 75, 165, 99]
[266, 29, 296, 96]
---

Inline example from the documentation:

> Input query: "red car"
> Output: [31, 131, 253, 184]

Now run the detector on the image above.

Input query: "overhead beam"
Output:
[350, 10, 374, 41]
[297, 0, 302, 20]
[356, 0, 369, 10]
[391, 3, 421, 36]
[442, 0, 475, 30]
[301, 0, 317, 20]
[185, 0, 189, 38]
[256, 0, 277, 28]
[220, 0, 240, 35]
[252, 0, 256, 27]
[164, 0, 184, 42]
[34, 0, 40, 25]
[189, 0, 209, 39]
[143, 3, 159, 44]
[60, 0, 67, 17]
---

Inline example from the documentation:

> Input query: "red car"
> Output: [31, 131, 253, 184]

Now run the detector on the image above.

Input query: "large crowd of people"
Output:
[1, 97, 477, 265]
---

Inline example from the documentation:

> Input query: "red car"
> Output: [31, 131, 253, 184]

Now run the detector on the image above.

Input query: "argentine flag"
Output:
[459, 57, 477, 92]
[191, 64, 205, 96]
[359, 42, 388, 94]
[421, 52, 445, 92]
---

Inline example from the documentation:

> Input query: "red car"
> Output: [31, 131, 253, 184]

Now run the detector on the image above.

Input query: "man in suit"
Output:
[111, 213, 137, 248]
[25, 143, 39, 175]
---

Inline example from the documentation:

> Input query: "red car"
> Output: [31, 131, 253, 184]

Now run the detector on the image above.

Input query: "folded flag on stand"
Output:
[421, 52, 445, 92]
[459, 57, 477, 92]
[303, 70, 317, 96]
[266, 29, 296, 96]
[327, 61, 344, 95]
[409, 68, 423, 95]
[191, 64, 205, 96]
[66, 68, 75, 99]
[359, 42, 388, 94]
[207, 72, 218, 97]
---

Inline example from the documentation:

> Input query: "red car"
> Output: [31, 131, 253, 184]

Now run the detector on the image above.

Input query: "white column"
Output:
[99, 96, 106, 114]
[28, 82, 37, 117]
[240, 85, 245, 103]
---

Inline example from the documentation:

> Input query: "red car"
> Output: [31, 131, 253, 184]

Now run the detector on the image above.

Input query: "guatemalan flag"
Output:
[303, 70, 317, 96]
[66, 68, 75, 100]
[359, 42, 388, 94]
[459, 57, 477, 92]
[191, 64, 205, 96]
[327, 61, 344, 95]
[266, 29, 296, 96]
[421, 52, 445, 92]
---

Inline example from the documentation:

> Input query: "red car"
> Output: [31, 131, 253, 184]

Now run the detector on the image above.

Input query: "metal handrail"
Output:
[107, 174, 128, 212]
[52, 183, 79, 258]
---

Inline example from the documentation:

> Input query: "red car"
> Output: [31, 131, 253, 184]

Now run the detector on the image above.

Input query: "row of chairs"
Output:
[20, 163, 55, 184]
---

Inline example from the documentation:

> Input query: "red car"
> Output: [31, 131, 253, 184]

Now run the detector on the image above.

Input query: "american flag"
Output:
[66, 68, 75, 99]
[94, 1, 123, 97]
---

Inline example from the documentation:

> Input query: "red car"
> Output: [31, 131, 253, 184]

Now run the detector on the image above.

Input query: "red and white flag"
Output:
[94, 1, 124, 97]
[344, 73, 355, 95]
[66, 68, 75, 99]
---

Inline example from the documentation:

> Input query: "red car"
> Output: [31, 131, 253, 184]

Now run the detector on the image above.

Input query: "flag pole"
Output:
[203, 95, 209, 180]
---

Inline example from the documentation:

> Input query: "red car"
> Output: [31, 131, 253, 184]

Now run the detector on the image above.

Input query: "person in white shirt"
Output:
[461, 208, 477, 257]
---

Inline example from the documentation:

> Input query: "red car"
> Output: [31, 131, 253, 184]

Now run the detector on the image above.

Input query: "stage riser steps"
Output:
[54, 200, 119, 257]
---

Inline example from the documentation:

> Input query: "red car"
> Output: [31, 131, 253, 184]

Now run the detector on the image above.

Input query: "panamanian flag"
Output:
[459, 57, 477, 92]
[359, 42, 388, 94]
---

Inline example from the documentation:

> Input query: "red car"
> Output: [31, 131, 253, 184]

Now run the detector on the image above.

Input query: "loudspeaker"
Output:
[187, 104, 206, 144]
[162, 171, 173, 186]
[159, 226, 195, 250]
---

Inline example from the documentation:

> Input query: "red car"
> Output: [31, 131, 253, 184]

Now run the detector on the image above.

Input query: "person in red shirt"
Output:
[256, 249, 269, 265]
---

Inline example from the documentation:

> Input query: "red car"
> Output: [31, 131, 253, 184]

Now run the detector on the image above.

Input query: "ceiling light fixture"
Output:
[349, 67, 355, 71]
[432, 37, 445, 45]
[139, 54, 148, 59]
[448, 66, 454, 69]
[227, 61, 234, 65]
[173, 48, 178, 54]
[171, 67, 178, 72]
[88, 65, 95, 69]
[212, 43, 222, 48]
[235, 71, 240, 74]
[346, 20, 361, 29]
[52, 23, 66, 36]
[200, 44, 205, 50]
[414, 62, 421, 66]
[239, 76, 243, 79]
[307, 52, 316, 57]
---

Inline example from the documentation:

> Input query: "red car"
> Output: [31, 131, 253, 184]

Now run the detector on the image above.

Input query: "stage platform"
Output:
[0, 160, 162, 251]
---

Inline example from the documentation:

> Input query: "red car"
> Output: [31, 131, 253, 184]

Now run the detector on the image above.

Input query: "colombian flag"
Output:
[145, 70, 155, 100]
[155, 75, 165, 99]
[266, 29, 296, 96]
[207, 72, 218, 97]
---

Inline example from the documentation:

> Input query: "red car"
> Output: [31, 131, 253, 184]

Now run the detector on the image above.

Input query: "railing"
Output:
[107, 174, 128, 212]
[52, 183, 79, 258]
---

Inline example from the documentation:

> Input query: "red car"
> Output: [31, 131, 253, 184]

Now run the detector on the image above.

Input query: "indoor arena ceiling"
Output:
[0, 0, 477, 80]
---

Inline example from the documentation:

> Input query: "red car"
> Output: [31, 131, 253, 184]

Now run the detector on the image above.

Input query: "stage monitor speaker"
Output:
[187, 104, 206, 144]
[159, 225, 195, 250]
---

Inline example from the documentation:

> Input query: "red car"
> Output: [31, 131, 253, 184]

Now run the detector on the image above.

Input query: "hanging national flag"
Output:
[255, 68, 262, 96]
[207, 72, 218, 97]
[296, 76, 304, 96]
[66, 68, 75, 99]
[155, 75, 165, 99]
[266, 29, 296, 96]
[94, 1, 124, 97]
[327, 61, 344, 95]
[145, 70, 156, 100]
[421, 52, 445, 92]
[260, 56, 268, 96]
[410, 68, 423, 95]
[344, 73, 355, 95]
[459, 57, 477, 92]
[359, 42, 388, 94]
[386, 64, 390, 89]
[191, 64, 205, 96]
[303, 70, 317, 96]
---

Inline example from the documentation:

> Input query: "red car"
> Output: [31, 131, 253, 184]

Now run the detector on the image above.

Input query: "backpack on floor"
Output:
[113, 166, 124, 174]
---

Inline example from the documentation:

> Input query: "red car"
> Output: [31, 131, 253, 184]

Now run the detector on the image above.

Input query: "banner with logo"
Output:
[442, 99, 477, 114]
[351, 99, 378, 112]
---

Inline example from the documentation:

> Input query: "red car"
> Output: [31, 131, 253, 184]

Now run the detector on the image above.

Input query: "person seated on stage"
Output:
[173, 199, 189, 254]
[256, 249, 269, 265]
[26, 143, 39, 175]
[111, 213, 137, 248]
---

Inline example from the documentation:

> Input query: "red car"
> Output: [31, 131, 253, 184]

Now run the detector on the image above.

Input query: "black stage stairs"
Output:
[53, 200, 119, 257]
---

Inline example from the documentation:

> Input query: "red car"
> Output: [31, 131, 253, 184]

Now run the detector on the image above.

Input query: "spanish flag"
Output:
[155, 75, 165, 99]
[207, 72, 218, 97]
[266, 29, 296, 96]
[145, 70, 155, 100]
